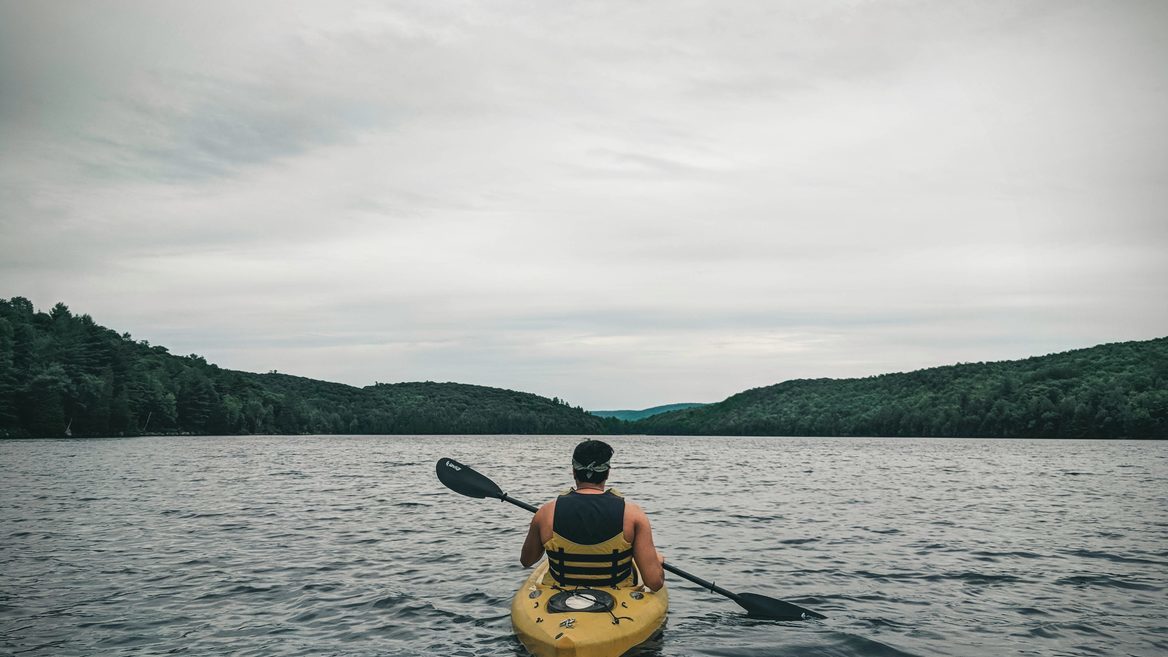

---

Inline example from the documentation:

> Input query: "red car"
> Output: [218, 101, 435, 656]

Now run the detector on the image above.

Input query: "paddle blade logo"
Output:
[445, 460, 462, 472]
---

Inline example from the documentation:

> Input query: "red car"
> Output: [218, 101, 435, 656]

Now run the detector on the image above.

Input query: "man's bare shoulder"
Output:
[624, 500, 649, 523]
[534, 498, 557, 522]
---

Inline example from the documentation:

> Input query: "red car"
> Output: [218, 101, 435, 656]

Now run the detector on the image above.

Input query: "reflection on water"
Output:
[2, 435, 1165, 656]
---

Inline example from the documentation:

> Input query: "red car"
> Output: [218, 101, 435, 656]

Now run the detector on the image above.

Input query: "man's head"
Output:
[571, 439, 613, 485]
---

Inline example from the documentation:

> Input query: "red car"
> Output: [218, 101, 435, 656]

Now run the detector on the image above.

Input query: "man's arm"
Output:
[629, 503, 665, 591]
[520, 503, 551, 567]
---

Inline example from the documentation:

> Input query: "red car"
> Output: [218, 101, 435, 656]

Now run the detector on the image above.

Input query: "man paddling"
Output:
[520, 439, 666, 591]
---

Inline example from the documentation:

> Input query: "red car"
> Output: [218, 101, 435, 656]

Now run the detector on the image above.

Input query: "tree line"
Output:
[635, 337, 1168, 438]
[3, 296, 1164, 439]
[0, 297, 613, 438]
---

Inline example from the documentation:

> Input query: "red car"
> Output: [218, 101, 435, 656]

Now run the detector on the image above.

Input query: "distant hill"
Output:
[0, 297, 614, 438]
[632, 338, 1168, 439]
[6, 296, 1164, 440]
[590, 403, 707, 421]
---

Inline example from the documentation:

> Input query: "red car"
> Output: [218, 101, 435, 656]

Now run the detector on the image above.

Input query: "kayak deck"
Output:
[511, 560, 668, 657]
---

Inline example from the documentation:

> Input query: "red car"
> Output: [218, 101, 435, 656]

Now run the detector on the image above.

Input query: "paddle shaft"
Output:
[661, 562, 742, 603]
[501, 493, 538, 513]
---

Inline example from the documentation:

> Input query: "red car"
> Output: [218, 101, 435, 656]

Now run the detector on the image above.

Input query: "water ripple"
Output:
[2, 435, 1166, 656]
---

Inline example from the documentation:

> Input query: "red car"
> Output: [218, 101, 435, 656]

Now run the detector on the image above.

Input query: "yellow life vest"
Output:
[542, 488, 636, 588]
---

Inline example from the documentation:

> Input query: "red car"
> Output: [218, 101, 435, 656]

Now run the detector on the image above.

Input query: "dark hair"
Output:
[572, 439, 614, 484]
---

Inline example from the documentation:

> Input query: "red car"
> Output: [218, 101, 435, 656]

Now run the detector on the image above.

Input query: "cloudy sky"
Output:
[1, 1, 1165, 410]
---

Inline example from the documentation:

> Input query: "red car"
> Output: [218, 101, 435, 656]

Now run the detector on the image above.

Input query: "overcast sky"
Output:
[1, 1, 1165, 410]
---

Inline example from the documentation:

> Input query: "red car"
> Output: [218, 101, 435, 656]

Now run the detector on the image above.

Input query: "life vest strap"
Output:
[549, 562, 634, 576]
[547, 547, 634, 587]
[546, 548, 633, 563]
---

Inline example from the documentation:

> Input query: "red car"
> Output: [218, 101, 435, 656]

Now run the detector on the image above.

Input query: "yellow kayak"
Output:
[511, 560, 668, 657]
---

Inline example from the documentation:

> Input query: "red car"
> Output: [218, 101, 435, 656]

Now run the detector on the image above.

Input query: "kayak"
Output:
[511, 560, 668, 657]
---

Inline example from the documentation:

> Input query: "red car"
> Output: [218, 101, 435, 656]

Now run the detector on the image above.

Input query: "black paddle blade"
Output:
[436, 458, 505, 500]
[737, 592, 827, 621]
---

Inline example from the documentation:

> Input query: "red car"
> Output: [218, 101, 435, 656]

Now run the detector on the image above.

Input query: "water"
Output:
[2, 435, 1166, 657]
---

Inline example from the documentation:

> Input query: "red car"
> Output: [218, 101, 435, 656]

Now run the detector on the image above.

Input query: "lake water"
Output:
[2, 435, 1166, 657]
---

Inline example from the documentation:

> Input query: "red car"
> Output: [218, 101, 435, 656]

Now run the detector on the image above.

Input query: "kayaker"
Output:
[520, 439, 666, 591]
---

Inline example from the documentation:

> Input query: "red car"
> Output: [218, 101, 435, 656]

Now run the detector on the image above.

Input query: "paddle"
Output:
[435, 457, 826, 621]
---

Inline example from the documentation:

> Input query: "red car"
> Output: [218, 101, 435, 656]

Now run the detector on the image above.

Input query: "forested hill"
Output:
[0, 297, 612, 438]
[5, 296, 1165, 439]
[632, 338, 1168, 438]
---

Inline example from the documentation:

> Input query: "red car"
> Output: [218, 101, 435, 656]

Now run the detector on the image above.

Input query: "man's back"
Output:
[519, 439, 664, 590]
[522, 485, 664, 591]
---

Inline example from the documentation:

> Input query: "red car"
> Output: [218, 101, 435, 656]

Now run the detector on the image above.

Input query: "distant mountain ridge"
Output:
[632, 338, 1168, 439]
[590, 403, 707, 421]
[3, 296, 1164, 439]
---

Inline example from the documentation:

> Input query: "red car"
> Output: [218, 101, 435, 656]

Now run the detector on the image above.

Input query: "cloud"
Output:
[1, 0, 1166, 408]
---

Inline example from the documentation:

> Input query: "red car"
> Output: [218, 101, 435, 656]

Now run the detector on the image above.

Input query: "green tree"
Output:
[21, 364, 72, 437]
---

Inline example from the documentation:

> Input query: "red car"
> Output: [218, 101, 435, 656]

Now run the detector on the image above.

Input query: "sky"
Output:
[1, 1, 1165, 410]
